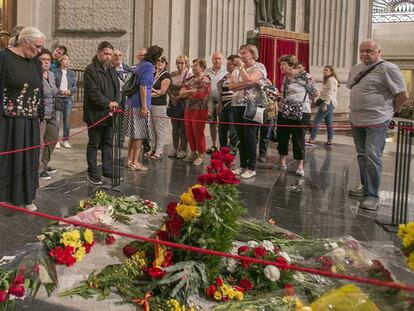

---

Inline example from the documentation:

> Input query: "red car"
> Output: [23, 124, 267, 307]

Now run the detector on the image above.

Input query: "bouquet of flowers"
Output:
[205, 277, 244, 302]
[40, 228, 95, 267]
[398, 222, 414, 270]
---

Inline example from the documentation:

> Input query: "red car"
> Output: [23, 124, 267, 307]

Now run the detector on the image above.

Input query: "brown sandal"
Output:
[150, 153, 162, 160]
[130, 162, 149, 171]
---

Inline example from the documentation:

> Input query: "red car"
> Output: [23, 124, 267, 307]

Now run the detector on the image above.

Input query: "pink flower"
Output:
[8, 284, 25, 297]
[0, 290, 7, 302]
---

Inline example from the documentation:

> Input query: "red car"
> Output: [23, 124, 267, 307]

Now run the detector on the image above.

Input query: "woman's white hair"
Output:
[17, 26, 45, 45]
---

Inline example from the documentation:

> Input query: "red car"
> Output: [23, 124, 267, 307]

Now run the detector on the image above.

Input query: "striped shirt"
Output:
[217, 76, 234, 107]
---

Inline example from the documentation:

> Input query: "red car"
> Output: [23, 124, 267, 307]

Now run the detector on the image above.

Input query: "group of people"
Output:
[0, 25, 408, 214]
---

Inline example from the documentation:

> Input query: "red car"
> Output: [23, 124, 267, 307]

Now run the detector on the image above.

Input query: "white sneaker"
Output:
[348, 186, 365, 197]
[55, 142, 61, 149]
[240, 170, 256, 179]
[232, 168, 246, 175]
[176, 151, 186, 159]
[62, 141, 71, 148]
[359, 197, 379, 211]
[24, 203, 37, 211]
[295, 168, 305, 177]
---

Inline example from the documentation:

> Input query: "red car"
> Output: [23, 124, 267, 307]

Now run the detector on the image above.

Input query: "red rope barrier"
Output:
[0, 114, 111, 156]
[1, 201, 413, 293]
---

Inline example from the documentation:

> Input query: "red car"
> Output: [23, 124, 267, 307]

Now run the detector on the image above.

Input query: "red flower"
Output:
[8, 284, 25, 297]
[316, 256, 333, 271]
[233, 286, 245, 293]
[18, 265, 26, 274]
[157, 230, 170, 241]
[198, 173, 217, 185]
[166, 202, 178, 218]
[144, 200, 154, 209]
[0, 290, 7, 302]
[192, 187, 212, 203]
[122, 245, 138, 258]
[82, 241, 95, 254]
[275, 257, 289, 270]
[209, 159, 224, 172]
[237, 245, 249, 254]
[166, 216, 183, 237]
[147, 266, 165, 279]
[223, 153, 235, 167]
[211, 151, 224, 160]
[253, 246, 267, 258]
[215, 277, 224, 286]
[215, 169, 240, 185]
[205, 285, 217, 297]
[241, 260, 252, 269]
[13, 273, 25, 285]
[106, 235, 116, 245]
[283, 284, 295, 296]
[219, 147, 231, 154]
[238, 278, 253, 291]
[33, 263, 40, 274]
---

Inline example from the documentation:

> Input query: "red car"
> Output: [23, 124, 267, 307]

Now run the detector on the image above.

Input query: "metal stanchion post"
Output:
[112, 110, 122, 188]
[377, 121, 413, 232]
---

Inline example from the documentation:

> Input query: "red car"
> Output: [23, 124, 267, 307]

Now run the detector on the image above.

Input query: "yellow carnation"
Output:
[74, 246, 86, 262]
[180, 192, 197, 206]
[60, 230, 82, 248]
[234, 290, 244, 301]
[167, 299, 180, 311]
[176, 204, 201, 221]
[227, 289, 235, 299]
[83, 229, 94, 244]
[407, 253, 414, 271]
[214, 291, 222, 301]
[402, 231, 414, 248]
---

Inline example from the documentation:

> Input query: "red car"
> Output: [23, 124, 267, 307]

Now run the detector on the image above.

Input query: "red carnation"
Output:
[253, 246, 267, 258]
[283, 284, 295, 296]
[192, 187, 212, 203]
[147, 266, 165, 279]
[205, 285, 217, 297]
[237, 245, 249, 254]
[106, 235, 116, 245]
[238, 278, 253, 291]
[219, 147, 231, 154]
[13, 273, 25, 285]
[157, 230, 170, 241]
[233, 286, 245, 293]
[223, 153, 235, 167]
[215, 169, 240, 185]
[211, 151, 224, 160]
[166, 202, 178, 218]
[209, 159, 224, 172]
[198, 173, 217, 185]
[275, 257, 289, 270]
[8, 284, 25, 297]
[166, 216, 183, 237]
[82, 241, 95, 254]
[241, 260, 252, 269]
[122, 245, 138, 258]
[0, 290, 6, 302]
[215, 277, 224, 286]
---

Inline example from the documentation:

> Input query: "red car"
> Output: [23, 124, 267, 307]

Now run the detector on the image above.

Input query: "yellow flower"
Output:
[407, 253, 414, 271]
[214, 290, 222, 301]
[83, 229, 94, 244]
[60, 230, 82, 248]
[180, 192, 197, 206]
[74, 246, 86, 262]
[220, 284, 229, 293]
[402, 231, 414, 248]
[227, 289, 235, 299]
[176, 204, 201, 221]
[234, 290, 244, 301]
[167, 299, 181, 311]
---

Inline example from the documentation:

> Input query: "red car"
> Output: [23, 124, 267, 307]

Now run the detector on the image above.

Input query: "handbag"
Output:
[167, 71, 188, 119]
[314, 98, 326, 107]
[280, 78, 307, 121]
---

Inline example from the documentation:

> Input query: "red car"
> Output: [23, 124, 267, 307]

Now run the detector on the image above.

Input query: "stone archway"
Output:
[0, 0, 16, 48]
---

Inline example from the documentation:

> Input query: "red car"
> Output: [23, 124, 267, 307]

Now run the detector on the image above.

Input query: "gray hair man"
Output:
[347, 39, 409, 211]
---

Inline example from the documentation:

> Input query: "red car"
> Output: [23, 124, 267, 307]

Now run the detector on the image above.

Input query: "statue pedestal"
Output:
[246, 29, 260, 48]
[258, 27, 309, 91]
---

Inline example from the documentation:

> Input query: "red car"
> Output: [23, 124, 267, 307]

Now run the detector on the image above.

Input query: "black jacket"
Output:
[83, 58, 120, 124]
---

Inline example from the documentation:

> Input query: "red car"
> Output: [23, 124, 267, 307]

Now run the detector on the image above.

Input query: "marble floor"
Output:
[0, 132, 413, 310]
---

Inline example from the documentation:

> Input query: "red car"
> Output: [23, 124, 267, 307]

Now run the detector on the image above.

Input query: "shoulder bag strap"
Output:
[351, 60, 386, 88]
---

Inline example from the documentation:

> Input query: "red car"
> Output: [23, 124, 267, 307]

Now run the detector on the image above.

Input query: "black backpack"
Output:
[123, 71, 137, 96]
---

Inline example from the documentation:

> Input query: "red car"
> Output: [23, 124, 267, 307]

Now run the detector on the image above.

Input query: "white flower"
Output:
[324, 243, 330, 250]
[330, 248, 346, 259]
[36, 234, 46, 241]
[247, 240, 259, 248]
[262, 240, 274, 253]
[279, 251, 291, 264]
[99, 206, 114, 226]
[227, 259, 238, 273]
[264, 265, 280, 282]
[330, 242, 338, 249]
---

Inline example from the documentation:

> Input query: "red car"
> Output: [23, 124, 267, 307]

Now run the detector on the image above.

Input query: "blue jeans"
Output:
[55, 97, 73, 140]
[310, 102, 334, 141]
[351, 120, 390, 199]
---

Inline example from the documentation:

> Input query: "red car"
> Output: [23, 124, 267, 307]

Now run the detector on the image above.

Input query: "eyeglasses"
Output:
[39, 57, 51, 62]
[176, 62, 185, 65]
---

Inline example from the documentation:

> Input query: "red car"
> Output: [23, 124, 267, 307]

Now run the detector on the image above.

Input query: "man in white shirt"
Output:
[205, 52, 227, 154]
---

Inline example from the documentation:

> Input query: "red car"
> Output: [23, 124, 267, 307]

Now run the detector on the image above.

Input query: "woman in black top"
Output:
[0, 26, 45, 211]
[146, 56, 171, 159]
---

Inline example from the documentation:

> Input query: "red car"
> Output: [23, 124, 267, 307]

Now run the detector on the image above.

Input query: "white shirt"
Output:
[206, 66, 227, 101]
[59, 69, 68, 92]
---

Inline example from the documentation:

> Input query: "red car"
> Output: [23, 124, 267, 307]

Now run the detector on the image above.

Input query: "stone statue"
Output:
[255, 0, 286, 29]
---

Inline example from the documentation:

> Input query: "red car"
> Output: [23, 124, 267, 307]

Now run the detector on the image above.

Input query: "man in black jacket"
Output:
[84, 41, 120, 185]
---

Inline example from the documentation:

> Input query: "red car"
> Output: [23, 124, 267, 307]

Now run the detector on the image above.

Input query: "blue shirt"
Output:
[126, 61, 154, 109]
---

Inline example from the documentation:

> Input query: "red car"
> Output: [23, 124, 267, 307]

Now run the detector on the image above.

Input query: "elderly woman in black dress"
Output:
[0, 26, 45, 211]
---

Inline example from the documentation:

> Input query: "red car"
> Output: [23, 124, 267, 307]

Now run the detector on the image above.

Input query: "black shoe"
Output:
[39, 171, 51, 181]
[47, 166, 57, 174]
[206, 146, 218, 155]
[87, 176, 103, 185]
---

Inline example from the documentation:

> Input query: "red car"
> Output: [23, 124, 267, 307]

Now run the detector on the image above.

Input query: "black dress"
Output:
[0, 48, 42, 206]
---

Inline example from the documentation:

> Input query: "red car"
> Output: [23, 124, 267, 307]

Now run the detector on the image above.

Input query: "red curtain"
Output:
[275, 39, 296, 91]
[259, 36, 276, 83]
[297, 41, 310, 72]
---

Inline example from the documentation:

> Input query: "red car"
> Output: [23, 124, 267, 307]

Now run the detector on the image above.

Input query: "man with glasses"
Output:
[347, 39, 408, 211]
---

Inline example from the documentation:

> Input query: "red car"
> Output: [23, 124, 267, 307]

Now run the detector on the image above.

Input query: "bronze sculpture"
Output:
[255, 0, 286, 29]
